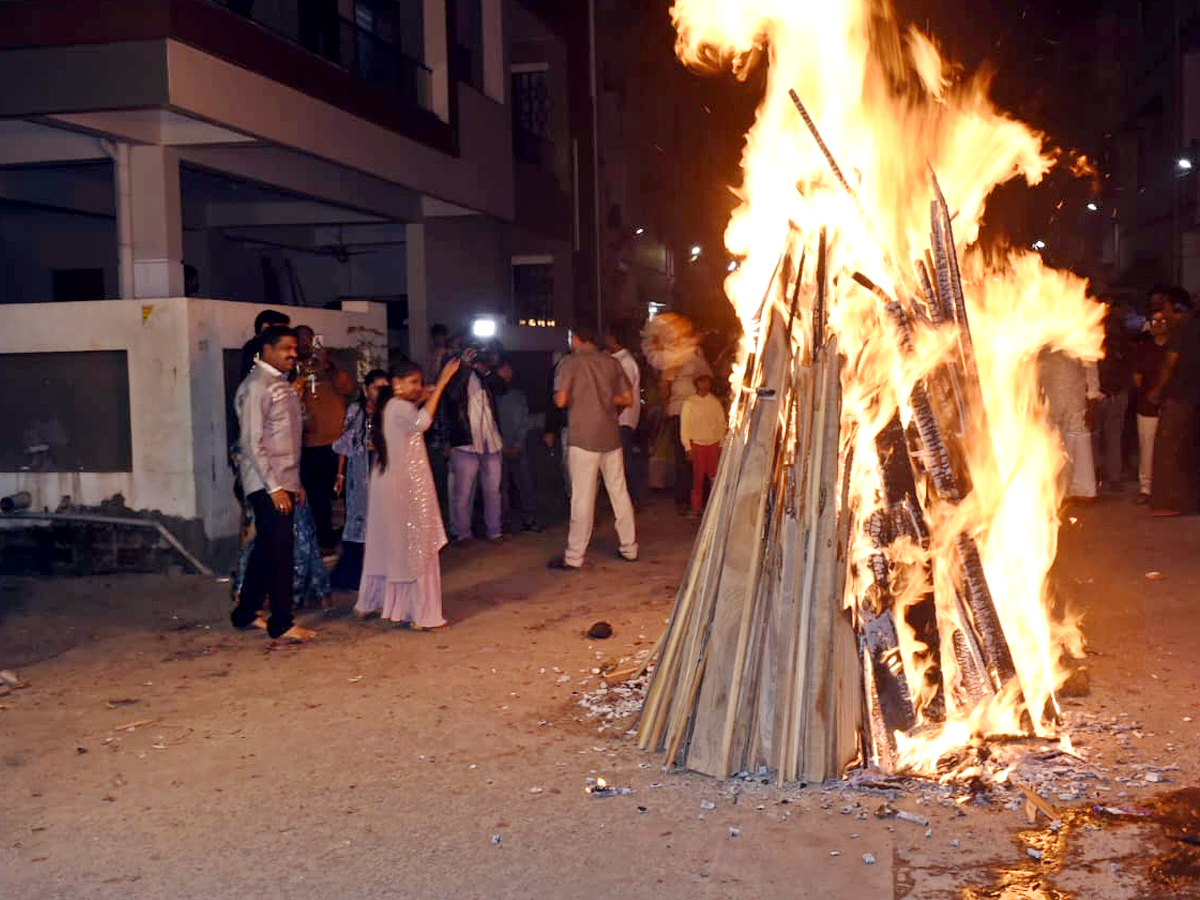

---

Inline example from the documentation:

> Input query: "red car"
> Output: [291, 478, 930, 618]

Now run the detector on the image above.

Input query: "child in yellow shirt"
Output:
[680, 374, 726, 516]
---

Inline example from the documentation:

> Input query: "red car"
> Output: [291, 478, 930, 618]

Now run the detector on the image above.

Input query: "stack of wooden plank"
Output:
[638, 238, 862, 784]
[638, 172, 1028, 782]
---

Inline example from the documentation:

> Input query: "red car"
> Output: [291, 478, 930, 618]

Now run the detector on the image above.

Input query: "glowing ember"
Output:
[669, 0, 1103, 775]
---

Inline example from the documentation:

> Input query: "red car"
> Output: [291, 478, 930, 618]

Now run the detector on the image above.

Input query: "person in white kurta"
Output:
[356, 358, 459, 628]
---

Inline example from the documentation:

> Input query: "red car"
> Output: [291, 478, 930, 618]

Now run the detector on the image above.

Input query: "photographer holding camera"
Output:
[440, 344, 506, 542]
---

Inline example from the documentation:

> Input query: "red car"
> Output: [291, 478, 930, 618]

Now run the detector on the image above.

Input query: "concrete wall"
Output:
[0, 297, 386, 550]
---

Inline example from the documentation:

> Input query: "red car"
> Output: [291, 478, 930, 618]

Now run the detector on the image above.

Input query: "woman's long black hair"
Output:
[372, 360, 423, 473]
[360, 368, 389, 444]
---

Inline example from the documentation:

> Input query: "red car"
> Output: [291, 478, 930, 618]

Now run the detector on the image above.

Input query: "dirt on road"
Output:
[1, 493, 1199, 899]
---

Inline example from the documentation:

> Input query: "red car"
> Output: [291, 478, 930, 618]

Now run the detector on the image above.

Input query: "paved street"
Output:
[1, 493, 1199, 899]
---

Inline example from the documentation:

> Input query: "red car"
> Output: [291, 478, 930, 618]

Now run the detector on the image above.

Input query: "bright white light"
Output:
[471, 317, 497, 339]
[634, 226, 645, 235]
[1178, 158, 1193, 171]
[689, 245, 702, 257]
[1032, 239, 1047, 251]
[1086, 202, 1099, 212]
[727, 260, 738, 272]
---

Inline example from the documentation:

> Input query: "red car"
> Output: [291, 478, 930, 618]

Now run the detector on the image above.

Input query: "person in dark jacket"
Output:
[441, 347, 505, 541]
[1093, 299, 1134, 491]
[497, 360, 539, 532]
[1147, 287, 1200, 516]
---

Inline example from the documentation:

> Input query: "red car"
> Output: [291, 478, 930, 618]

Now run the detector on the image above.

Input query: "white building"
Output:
[0, 0, 586, 562]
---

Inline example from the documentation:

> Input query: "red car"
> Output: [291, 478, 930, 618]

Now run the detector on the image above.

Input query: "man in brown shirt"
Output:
[549, 323, 637, 568]
[294, 325, 355, 550]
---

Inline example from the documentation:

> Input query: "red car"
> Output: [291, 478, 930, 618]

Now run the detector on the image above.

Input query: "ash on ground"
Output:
[580, 675, 1179, 819]
[816, 709, 1182, 818]
[578, 667, 653, 732]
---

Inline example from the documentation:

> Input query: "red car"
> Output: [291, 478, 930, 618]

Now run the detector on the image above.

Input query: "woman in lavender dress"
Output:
[331, 369, 389, 590]
[356, 358, 460, 629]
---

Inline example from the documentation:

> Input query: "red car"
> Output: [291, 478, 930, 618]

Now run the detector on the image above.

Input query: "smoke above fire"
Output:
[669, 0, 1105, 774]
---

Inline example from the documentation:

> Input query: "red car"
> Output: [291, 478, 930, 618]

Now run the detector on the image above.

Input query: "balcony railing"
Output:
[210, 0, 432, 113]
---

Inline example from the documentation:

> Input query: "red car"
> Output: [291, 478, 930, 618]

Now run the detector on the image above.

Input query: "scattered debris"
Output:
[106, 698, 139, 708]
[490, 834, 502, 846]
[585, 776, 632, 798]
[114, 719, 155, 732]
[1027, 848, 1043, 861]
[896, 810, 929, 827]
[729, 827, 741, 838]
[862, 853, 877, 865]
[578, 669, 652, 731]
[1144, 571, 1165, 581]
[700, 800, 717, 811]
[349, 675, 365, 684]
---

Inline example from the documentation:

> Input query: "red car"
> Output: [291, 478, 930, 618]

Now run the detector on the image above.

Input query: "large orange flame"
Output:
[671, 0, 1104, 775]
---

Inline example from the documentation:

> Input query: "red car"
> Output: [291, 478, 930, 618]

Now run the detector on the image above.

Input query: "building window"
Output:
[512, 257, 554, 324]
[512, 65, 550, 163]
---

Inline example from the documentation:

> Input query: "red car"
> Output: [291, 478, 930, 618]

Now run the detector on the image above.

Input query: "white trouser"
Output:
[1137, 414, 1159, 496]
[565, 445, 638, 567]
[1063, 430, 1096, 499]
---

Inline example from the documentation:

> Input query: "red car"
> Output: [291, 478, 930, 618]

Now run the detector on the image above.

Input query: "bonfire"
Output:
[637, 0, 1105, 784]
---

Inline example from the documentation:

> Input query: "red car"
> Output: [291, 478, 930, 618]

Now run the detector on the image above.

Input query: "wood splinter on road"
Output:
[1014, 781, 1060, 824]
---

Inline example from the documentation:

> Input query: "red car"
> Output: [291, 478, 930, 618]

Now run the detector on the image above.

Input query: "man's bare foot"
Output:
[252, 613, 268, 630]
[411, 624, 447, 633]
[353, 608, 379, 621]
[277, 625, 317, 642]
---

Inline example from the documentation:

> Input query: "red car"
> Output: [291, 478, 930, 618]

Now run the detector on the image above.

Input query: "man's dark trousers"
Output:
[668, 416, 691, 512]
[1151, 398, 1198, 513]
[502, 449, 537, 528]
[232, 490, 295, 638]
[301, 445, 337, 549]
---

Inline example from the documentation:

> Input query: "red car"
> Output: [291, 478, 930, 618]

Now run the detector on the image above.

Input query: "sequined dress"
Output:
[356, 398, 448, 626]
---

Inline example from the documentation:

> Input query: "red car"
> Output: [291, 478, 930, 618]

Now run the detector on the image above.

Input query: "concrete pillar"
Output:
[406, 222, 428, 364]
[481, 0, 505, 103]
[114, 144, 184, 299]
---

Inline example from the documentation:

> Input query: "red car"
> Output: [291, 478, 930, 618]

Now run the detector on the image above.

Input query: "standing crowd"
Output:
[1046, 284, 1200, 517]
[228, 311, 729, 641]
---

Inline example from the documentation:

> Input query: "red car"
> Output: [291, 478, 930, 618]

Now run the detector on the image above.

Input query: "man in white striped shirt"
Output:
[606, 325, 642, 507]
